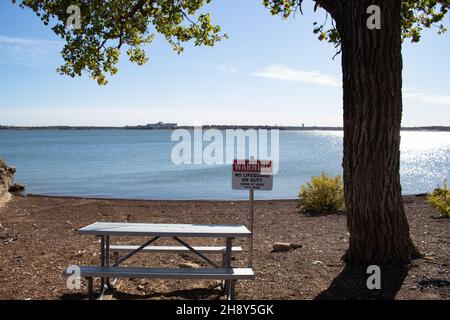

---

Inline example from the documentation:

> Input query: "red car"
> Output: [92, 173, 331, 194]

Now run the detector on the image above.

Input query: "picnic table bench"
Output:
[64, 222, 254, 300]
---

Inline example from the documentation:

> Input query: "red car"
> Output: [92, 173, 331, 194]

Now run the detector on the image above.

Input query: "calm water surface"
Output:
[0, 130, 448, 199]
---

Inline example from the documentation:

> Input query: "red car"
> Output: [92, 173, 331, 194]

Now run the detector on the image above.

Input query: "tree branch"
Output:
[129, 0, 148, 18]
[314, 0, 343, 20]
[180, 9, 198, 26]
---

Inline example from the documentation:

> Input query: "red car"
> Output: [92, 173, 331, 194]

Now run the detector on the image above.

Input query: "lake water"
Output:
[0, 130, 448, 200]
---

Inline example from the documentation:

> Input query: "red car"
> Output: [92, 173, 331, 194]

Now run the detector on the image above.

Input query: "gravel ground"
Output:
[0, 194, 448, 300]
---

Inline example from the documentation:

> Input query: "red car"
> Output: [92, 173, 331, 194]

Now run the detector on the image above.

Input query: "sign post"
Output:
[232, 159, 273, 267]
[249, 187, 254, 267]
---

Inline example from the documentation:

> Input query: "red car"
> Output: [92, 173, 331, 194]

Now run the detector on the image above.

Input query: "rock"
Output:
[272, 242, 302, 252]
[179, 262, 200, 269]
[9, 184, 25, 193]
[272, 242, 291, 252]
[0, 160, 16, 207]
[74, 250, 84, 258]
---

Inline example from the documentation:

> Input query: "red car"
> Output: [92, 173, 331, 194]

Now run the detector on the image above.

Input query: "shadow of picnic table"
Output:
[60, 286, 223, 300]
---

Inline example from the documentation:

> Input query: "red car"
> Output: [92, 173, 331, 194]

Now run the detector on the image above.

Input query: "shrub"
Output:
[298, 172, 345, 214]
[427, 180, 450, 218]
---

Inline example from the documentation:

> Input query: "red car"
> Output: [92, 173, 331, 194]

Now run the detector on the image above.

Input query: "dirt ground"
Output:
[0, 194, 448, 300]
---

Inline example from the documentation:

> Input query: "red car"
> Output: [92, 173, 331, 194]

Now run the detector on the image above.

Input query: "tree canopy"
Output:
[265, 0, 449, 50]
[13, 0, 449, 84]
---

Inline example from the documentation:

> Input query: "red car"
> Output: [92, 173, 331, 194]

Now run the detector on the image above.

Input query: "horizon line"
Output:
[1, 124, 449, 131]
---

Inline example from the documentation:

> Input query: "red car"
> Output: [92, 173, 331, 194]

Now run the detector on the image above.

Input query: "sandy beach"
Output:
[0, 194, 448, 300]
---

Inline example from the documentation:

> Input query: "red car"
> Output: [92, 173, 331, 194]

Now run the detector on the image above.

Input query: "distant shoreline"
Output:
[20, 192, 428, 202]
[1, 125, 449, 131]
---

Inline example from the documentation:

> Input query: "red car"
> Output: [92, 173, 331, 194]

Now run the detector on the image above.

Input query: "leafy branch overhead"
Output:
[13, 0, 226, 85]
[13, 0, 450, 85]
[264, 0, 449, 49]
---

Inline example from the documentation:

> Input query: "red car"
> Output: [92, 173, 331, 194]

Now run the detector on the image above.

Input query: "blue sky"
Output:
[0, 0, 449, 127]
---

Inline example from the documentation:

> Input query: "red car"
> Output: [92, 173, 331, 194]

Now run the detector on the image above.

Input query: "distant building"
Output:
[143, 122, 177, 129]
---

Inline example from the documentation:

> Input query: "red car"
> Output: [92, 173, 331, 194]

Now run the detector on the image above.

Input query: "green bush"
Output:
[298, 172, 345, 214]
[427, 180, 450, 218]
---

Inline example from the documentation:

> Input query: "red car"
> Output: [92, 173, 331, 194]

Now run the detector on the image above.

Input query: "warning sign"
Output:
[232, 159, 273, 190]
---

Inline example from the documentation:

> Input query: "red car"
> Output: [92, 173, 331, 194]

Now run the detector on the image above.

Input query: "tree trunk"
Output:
[335, 0, 421, 265]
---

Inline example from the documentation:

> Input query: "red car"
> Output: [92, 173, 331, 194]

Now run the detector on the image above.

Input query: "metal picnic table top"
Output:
[78, 222, 252, 238]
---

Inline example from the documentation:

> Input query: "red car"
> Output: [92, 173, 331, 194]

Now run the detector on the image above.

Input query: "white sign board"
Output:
[232, 159, 273, 190]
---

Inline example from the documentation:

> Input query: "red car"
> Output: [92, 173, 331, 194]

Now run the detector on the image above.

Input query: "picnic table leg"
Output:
[86, 277, 94, 301]
[229, 280, 236, 300]
[111, 251, 119, 286]
[100, 236, 105, 290]
[105, 235, 114, 289]
[220, 254, 226, 292]
[225, 237, 233, 300]
[99, 235, 106, 296]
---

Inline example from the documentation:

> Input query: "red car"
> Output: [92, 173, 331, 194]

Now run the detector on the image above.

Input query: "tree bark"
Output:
[334, 0, 421, 265]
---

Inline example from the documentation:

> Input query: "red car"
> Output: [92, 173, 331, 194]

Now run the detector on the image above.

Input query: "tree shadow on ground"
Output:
[315, 265, 409, 300]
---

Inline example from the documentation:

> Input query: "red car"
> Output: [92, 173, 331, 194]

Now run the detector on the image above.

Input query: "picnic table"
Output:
[66, 222, 254, 300]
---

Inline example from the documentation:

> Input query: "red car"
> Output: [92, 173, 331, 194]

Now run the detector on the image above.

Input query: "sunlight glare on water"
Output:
[400, 132, 450, 193]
